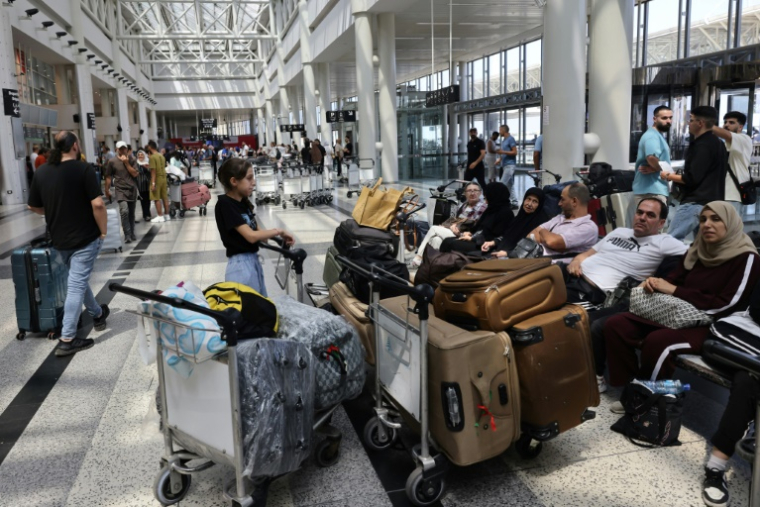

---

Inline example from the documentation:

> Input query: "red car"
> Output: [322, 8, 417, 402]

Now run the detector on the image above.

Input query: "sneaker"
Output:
[162, 215, 170, 222]
[93, 304, 110, 331]
[702, 467, 729, 507]
[144, 217, 151, 223]
[150, 216, 164, 223]
[610, 401, 625, 414]
[55, 337, 95, 357]
[597, 375, 608, 394]
[130, 234, 137, 242]
[125, 237, 132, 244]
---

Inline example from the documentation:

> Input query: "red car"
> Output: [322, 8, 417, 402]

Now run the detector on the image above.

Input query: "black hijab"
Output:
[497, 187, 549, 251]
[473, 182, 514, 241]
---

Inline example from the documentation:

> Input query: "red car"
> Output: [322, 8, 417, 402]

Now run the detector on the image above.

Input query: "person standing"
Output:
[533, 134, 543, 172]
[27, 131, 110, 356]
[712, 111, 753, 217]
[484, 132, 500, 183]
[104, 141, 139, 244]
[301, 139, 312, 165]
[344, 136, 354, 161]
[663, 106, 727, 240]
[334, 138, 344, 179]
[102, 146, 115, 164]
[465, 128, 486, 188]
[630, 105, 672, 225]
[147, 140, 170, 223]
[135, 150, 152, 222]
[497, 124, 518, 198]
[310, 140, 324, 167]
[30, 145, 39, 167]
[35, 147, 48, 169]
[210, 145, 219, 184]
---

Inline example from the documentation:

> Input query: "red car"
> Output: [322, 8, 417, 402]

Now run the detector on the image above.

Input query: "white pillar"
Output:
[298, 0, 319, 140]
[101, 89, 115, 149]
[149, 109, 158, 142]
[265, 99, 276, 145]
[317, 63, 332, 140]
[377, 13, 398, 183]
[352, 8, 377, 171]
[542, 0, 586, 179]
[588, 0, 633, 170]
[0, 9, 26, 205]
[457, 61, 468, 155]
[257, 108, 267, 148]
[115, 88, 130, 143]
[69, 0, 96, 160]
[161, 115, 168, 140]
[138, 101, 149, 147]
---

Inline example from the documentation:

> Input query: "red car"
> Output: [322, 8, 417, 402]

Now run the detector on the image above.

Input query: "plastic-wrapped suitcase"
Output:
[12, 241, 68, 340]
[380, 296, 521, 467]
[181, 178, 200, 196]
[198, 184, 211, 204]
[604, 192, 633, 233]
[433, 258, 566, 332]
[182, 189, 206, 210]
[102, 208, 123, 253]
[322, 246, 343, 289]
[328, 282, 375, 365]
[508, 304, 599, 440]
[333, 219, 398, 258]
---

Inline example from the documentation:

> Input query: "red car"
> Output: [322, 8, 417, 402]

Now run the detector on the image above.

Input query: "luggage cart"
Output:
[309, 165, 326, 205]
[167, 174, 183, 218]
[394, 198, 426, 265]
[254, 165, 280, 206]
[346, 158, 377, 198]
[198, 161, 215, 188]
[282, 167, 302, 209]
[335, 256, 446, 506]
[296, 167, 313, 209]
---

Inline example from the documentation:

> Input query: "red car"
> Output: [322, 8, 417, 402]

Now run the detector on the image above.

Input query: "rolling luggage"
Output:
[12, 241, 68, 340]
[604, 191, 633, 232]
[380, 296, 521, 467]
[433, 258, 566, 332]
[329, 282, 375, 365]
[333, 219, 398, 258]
[198, 184, 211, 204]
[182, 189, 206, 210]
[322, 245, 343, 289]
[102, 208, 123, 253]
[339, 255, 409, 305]
[509, 304, 599, 439]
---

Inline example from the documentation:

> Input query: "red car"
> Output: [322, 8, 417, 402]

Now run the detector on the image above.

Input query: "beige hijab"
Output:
[684, 201, 758, 269]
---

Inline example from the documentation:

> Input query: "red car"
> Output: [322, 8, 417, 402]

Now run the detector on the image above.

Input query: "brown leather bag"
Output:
[380, 296, 521, 466]
[413, 245, 471, 289]
[329, 282, 375, 365]
[509, 304, 600, 438]
[433, 258, 566, 332]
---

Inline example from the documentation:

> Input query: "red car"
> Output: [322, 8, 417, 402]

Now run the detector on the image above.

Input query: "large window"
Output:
[524, 40, 541, 90]
[471, 58, 484, 99]
[487, 53, 501, 96]
[505, 47, 521, 93]
[741, 0, 760, 46]
[689, 0, 729, 57]
[646, 0, 681, 65]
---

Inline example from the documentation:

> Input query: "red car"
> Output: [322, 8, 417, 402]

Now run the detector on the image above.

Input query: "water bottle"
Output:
[632, 379, 690, 395]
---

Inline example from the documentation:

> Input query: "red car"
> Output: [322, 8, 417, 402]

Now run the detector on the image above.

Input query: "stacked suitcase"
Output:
[181, 179, 211, 216]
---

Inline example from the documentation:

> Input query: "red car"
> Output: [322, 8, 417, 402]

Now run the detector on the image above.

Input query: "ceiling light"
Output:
[41, 21, 54, 28]
[55, 31, 66, 38]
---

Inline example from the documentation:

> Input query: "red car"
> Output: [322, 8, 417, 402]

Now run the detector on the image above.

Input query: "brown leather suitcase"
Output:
[380, 296, 521, 467]
[508, 304, 599, 440]
[329, 282, 375, 364]
[433, 258, 566, 332]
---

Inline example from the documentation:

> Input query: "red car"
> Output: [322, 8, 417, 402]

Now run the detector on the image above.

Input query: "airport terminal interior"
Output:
[3, 0, 760, 506]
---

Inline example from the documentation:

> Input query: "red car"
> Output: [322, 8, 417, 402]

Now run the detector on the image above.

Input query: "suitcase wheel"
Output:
[363, 417, 398, 451]
[153, 465, 191, 505]
[314, 437, 341, 467]
[282, 202, 287, 210]
[47, 328, 60, 340]
[515, 433, 543, 459]
[347, 191, 353, 198]
[16, 331, 25, 341]
[405, 466, 446, 506]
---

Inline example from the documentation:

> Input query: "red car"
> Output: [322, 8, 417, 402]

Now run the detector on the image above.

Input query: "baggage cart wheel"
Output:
[300, 200, 305, 210]
[275, 195, 281, 205]
[16, 331, 25, 341]
[515, 434, 543, 459]
[169, 208, 176, 218]
[282, 202, 287, 209]
[347, 191, 352, 198]
[363, 417, 398, 451]
[314, 438, 341, 467]
[405, 466, 445, 506]
[154, 466, 191, 505]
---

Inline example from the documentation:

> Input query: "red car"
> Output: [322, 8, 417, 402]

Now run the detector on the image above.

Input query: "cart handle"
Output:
[703, 339, 760, 376]
[335, 255, 434, 318]
[109, 283, 241, 346]
[258, 239, 307, 275]
[396, 202, 426, 224]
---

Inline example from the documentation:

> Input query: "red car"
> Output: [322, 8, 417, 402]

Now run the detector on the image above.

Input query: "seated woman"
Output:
[411, 181, 487, 266]
[604, 201, 760, 391]
[439, 182, 514, 255]
[480, 187, 549, 258]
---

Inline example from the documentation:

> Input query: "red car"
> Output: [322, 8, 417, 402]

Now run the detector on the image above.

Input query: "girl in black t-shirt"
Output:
[215, 159, 295, 296]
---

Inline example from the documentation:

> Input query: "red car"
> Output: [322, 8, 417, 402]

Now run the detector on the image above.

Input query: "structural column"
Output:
[149, 109, 158, 142]
[317, 63, 332, 141]
[0, 8, 26, 205]
[377, 13, 398, 183]
[265, 99, 276, 145]
[298, 0, 319, 139]
[101, 89, 115, 149]
[588, 0, 633, 170]
[457, 61, 468, 156]
[137, 101, 149, 147]
[542, 0, 586, 180]
[351, 6, 377, 171]
[257, 108, 267, 147]
[69, 0, 96, 161]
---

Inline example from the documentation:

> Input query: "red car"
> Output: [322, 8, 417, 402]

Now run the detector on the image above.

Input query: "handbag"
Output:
[413, 245, 470, 289]
[629, 287, 713, 329]
[508, 237, 543, 259]
[602, 276, 641, 309]
[352, 178, 413, 231]
[610, 381, 684, 447]
[727, 165, 757, 205]
[670, 168, 686, 202]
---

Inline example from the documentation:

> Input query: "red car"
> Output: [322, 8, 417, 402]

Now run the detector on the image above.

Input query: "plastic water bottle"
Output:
[632, 379, 690, 395]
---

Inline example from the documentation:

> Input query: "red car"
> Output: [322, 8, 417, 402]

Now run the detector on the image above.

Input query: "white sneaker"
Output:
[610, 401, 625, 414]
[162, 215, 169, 222]
[597, 375, 608, 394]
[150, 216, 164, 223]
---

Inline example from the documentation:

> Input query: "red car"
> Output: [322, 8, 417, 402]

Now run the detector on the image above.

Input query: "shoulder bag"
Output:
[727, 164, 757, 205]
[629, 287, 713, 329]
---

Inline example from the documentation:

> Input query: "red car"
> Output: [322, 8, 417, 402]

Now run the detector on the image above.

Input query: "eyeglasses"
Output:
[466, 189, 481, 193]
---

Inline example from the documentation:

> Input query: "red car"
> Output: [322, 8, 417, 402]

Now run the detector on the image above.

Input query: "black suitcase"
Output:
[339, 255, 410, 304]
[333, 219, 398, 257]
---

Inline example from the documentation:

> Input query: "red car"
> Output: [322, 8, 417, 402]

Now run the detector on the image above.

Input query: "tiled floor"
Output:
[0, 174, 753, 507]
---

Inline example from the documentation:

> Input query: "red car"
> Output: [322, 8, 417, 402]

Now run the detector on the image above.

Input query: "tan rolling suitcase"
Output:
[508, 304, 599, 440]
[381, 296, 521, 467]
[329, 282, 376, 365]
[433, 258, 566, 332]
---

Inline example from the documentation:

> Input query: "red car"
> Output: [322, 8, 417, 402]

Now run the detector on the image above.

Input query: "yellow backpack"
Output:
[204, 282, 279, 339]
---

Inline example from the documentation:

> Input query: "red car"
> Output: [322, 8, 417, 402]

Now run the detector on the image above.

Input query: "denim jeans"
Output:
[667, 202, 703, 240]
[499, 163, 516, 198]
[226, 252, 268, 297]
[119, 200, 136, 238]
[58, 238, 103, 338]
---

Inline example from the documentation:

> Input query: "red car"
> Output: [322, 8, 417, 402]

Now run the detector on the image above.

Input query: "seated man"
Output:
[563, 198, 688, 393]
[527, 182, 598, 261]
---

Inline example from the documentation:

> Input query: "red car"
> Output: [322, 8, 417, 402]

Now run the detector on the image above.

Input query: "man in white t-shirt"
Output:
[713, 111, 753, 216]
[564, 198, 687, 304]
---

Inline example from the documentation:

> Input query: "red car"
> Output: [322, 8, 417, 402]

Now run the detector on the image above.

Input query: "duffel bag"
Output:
[333, 219, 398, 258]
[414, 244, 470, 289]
[340, 255, 410, 305]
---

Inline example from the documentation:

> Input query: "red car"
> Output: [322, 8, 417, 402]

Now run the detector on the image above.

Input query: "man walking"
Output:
[662, 106, 727, 240]
[27, 131, 110, 356]
[630, 105, 672, 225]
[104, 141, 139, 244]
[465, 128, 486, 187]
[497, 125, 518, 198]
[147, 140, 170, 223]
[712, 111, 753, 217]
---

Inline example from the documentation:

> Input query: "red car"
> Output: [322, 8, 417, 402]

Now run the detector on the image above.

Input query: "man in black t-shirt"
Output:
[27, 131, 110, 357]
[465, 128, 486, 188]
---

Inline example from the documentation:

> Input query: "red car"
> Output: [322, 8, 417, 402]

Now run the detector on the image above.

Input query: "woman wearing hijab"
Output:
[439, 182, 514, 255]
[481, 187, 549, 257]
[135, 150, 153, 222]
[604, 202, 760, 389]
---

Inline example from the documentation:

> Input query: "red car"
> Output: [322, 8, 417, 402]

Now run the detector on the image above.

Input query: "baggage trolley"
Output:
[309, 165, 326, 206]
[335, 256, 446, 506]
[254, 166, 280, 206]
[296, 168, 313, 209]
[394, 198, 426, 264]
[346, 158, 377, 198]
[282, 169, 302, 209]
[198, 162, 215, 188]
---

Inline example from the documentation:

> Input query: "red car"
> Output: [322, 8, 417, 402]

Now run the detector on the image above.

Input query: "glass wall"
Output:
[741, 0, 760, 46]
[524, 40, 542, 90]
[689, 0, 729, 57]
[471, 58, 484, 99]
[487, 52, 501, 96]
[505, 47, 521, 93]
[646, 0, 681, 65]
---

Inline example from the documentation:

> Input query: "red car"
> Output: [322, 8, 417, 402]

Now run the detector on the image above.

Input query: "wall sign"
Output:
[425, 85, 460, 108]
[3, 88, 20, 118]
[86, 112, 96, 130]
[325, 110, 356, 123]
[199, 118, 217, 130]
[279, 124, 305, 133]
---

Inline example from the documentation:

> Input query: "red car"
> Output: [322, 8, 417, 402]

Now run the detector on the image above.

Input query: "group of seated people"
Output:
[412, 179, 760, 507]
